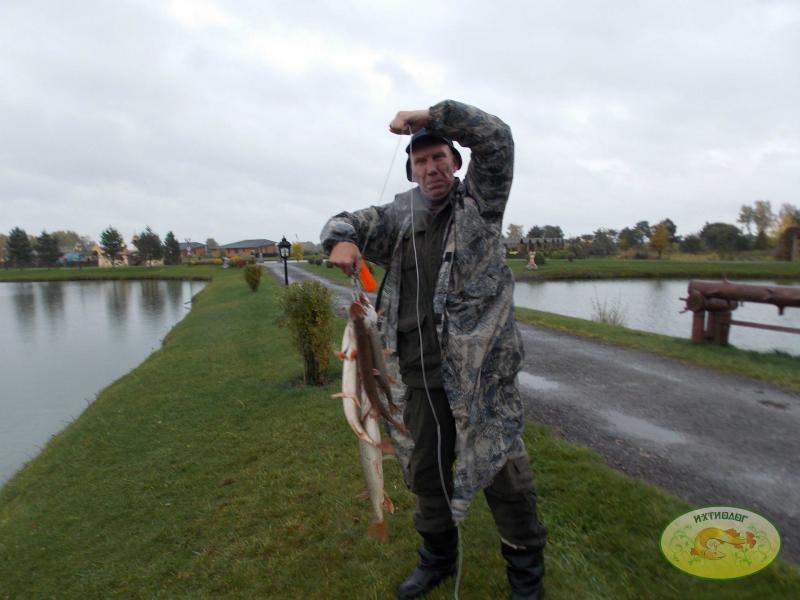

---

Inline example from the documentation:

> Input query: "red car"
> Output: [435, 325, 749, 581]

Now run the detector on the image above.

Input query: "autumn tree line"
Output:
[1, 226, 185, 268]
[506, 200, 800, 260]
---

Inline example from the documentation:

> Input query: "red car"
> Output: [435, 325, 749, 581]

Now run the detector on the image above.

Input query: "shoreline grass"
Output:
[514, 307, 800, 393]
[297, 257, 800, 285]
[0, 265, 218, 282]
[298, 261, 387, 287]
[509, 257, 800, 281]
[1, 270, 798, 598]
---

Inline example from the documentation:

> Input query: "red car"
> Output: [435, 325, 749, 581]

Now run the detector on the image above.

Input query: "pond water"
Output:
[513, 279, 800, 356]
[0, 279, 206, 484]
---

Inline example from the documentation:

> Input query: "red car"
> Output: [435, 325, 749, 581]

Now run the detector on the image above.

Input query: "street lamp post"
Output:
[278, 236, 291, 286]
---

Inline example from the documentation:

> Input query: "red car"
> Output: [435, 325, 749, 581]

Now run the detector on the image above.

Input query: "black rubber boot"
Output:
[396, 529, 458, 599]
[501, 542, 544, 600]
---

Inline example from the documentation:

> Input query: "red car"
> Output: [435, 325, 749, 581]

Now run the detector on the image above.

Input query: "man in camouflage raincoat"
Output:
[322, 100, 546, 600]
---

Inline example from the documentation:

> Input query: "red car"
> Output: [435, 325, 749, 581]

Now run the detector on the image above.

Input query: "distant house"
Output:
[59, 251, 96, 267]
[93, 244, 132, 268]
[179, 241, 207, 258]
[221, 239, 277, 257]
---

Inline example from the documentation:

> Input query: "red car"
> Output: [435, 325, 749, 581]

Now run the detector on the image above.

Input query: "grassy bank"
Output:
[510, 257, 800, 281]
[299, 261, 387, 287]
[515, 307, 800, 393]
[300, 258, 800, 285]
[298, 257, 800, 285]
[0, 265, 218, 282]
[1, 270, 798, 599]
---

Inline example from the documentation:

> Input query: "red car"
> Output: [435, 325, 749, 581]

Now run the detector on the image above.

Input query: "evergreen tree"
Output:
[134, 226, 163, 266]
[659, 218, 680, 243]
[618, 227, 643, 251]
[700, 222, 748, 257]
[35, 231, 61, 266]
[542, 225, 564, 239]
[163, 231, 181, 265]
[588, 228, 617, 256]
[679, 234, 704, 254]
[634, 220, 651, 243]
[100, 226, 125, 267]
[525, 225, 544, 239]
[6, 227, 33, 267]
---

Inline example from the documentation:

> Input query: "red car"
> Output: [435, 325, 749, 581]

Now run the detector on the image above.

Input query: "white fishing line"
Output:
[407, 126, 463, 600]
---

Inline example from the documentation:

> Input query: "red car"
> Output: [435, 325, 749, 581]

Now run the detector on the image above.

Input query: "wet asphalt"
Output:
[264, 261, 800, 563]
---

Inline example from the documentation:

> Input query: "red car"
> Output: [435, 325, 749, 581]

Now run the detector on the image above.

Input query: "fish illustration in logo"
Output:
[690, 527, 756, 560]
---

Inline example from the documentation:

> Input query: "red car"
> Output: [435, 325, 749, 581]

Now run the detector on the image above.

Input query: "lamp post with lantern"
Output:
[278, 236, 291, 285]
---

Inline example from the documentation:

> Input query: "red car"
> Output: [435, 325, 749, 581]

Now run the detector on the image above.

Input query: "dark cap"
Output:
[405, 128, 462, 181]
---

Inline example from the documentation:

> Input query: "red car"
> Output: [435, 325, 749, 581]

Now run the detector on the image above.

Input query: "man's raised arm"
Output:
[425, 100, 514, 220]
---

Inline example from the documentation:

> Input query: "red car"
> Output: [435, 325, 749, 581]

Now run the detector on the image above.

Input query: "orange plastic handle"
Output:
[359, 261, 377, 292]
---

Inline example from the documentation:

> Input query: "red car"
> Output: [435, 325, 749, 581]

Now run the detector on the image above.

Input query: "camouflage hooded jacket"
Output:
[320, 100, 526, 523]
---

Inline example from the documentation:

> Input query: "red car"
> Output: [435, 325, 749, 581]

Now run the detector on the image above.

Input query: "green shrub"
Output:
[278, 280, 335, 385]
[229, 255, 247, 268]
[244, 264, 262, 292]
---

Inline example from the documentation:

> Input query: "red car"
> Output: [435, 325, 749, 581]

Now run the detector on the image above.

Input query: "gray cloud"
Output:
[1, 0, 798, 245]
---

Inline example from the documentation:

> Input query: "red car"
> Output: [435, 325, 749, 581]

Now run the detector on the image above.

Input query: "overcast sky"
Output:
[1, 0, 798, 246]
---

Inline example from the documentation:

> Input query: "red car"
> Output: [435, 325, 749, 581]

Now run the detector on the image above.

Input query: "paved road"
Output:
[264, 261, 800, 563]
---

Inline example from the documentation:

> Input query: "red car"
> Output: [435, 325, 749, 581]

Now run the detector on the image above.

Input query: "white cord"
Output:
[407, 127, 462, 600]
[378, 136, 404, 205]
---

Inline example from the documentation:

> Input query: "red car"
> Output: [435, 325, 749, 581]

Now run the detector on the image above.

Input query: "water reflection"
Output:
[514, 279, 800, 356]
[106, 280, 130, 324]
[166, 279, 183, 309]
[11, 283, 35, 335]
[0, 279, 206, 485]
[41, 282, 65, 327]
[140, 280, 165, 317]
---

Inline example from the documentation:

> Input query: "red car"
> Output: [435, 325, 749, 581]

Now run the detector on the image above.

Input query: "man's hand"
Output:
[389, 109, 430, 135]
[328, 241, 361, 276]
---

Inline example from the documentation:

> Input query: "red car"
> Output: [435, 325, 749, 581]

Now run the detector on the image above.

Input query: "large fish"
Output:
[332, 293, 403, 541]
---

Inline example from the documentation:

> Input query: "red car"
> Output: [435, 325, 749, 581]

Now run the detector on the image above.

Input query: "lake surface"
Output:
[0, 280, 206, 484]
[514, 279, 800, 356]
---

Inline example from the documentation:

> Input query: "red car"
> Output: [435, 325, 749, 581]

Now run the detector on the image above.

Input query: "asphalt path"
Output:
[264, 261, 800, 563]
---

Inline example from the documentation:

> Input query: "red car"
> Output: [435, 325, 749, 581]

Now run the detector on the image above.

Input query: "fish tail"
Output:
[383, 493, 395, 514]
[746, 531, 756, 548]
[367, 520, 389, 543]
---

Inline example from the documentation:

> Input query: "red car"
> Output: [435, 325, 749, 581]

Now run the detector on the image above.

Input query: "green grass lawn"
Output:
[509, 257, 800, 281]
[299, 261, 386, 287]
[1, 270, 798, 599]
[296, 256, 800, 285]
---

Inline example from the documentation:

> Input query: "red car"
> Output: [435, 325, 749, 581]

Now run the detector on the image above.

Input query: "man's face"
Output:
[410, 142, 458, 200]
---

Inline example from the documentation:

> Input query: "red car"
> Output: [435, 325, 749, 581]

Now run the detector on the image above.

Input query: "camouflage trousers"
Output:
[403, 386, 548, 550]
